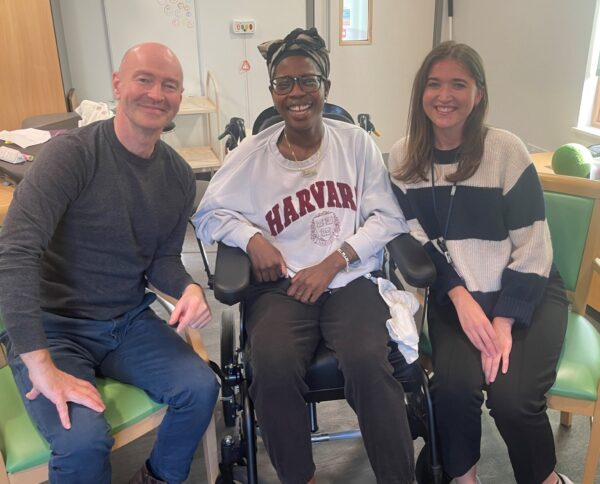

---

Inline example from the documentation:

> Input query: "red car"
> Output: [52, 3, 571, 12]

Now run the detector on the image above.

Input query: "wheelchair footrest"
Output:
[311, 429, 361, 443]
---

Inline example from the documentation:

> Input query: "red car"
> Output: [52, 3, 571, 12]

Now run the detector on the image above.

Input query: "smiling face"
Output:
[422, 58, 483, 148]
[112, 43, 183, 139]
[270, 55, 330, 136]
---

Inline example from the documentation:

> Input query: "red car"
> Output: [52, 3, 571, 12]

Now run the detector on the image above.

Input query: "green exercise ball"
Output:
[551, 143, 592, 178]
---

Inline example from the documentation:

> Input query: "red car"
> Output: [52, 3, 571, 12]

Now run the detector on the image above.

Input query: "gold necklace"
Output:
[283, 130, 322, 177]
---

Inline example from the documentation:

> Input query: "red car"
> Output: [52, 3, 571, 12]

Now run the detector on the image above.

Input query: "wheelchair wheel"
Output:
[221, 309, 238, 427]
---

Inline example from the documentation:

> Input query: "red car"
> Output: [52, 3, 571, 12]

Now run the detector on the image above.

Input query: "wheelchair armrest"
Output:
[386, 233, 436, 288]
[214, 242, 252, 305]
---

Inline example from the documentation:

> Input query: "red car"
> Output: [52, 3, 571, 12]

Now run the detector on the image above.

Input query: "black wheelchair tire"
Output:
[220, 309, 238, 427]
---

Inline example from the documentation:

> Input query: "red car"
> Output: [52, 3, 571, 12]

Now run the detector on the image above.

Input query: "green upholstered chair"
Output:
[415, 172, 600, 482]
[0, 295, 219, 484]
[542, 174, 600, 484]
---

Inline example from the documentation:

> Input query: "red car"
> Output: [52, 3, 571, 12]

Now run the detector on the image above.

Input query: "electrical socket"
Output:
[232, 20, 256, 34]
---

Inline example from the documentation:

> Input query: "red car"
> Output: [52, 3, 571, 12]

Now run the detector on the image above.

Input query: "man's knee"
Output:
[49, 406, 113, 467]
[171, 360, 219, 410]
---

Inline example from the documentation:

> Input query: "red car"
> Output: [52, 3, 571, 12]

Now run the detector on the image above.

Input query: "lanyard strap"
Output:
[430, 161, 457, 264]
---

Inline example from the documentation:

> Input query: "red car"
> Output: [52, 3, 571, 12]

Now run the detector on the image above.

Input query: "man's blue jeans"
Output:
[1, 293, 219, 484]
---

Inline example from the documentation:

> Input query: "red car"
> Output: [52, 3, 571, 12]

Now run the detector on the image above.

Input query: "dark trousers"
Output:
[2, 294, 220, 484]
[244, 276, 415, 484]
[428, 273, 568, 483]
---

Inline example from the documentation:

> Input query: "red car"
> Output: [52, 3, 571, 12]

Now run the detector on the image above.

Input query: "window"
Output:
[592, 58, 600, 128]
[578, 1, 600, 134]
[339, 0, 372, 45]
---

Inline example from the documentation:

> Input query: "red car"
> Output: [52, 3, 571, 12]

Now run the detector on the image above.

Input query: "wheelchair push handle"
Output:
[357, 113, 381, 137]
[219, 117, 247, 153]
[218, 117, 246, 141]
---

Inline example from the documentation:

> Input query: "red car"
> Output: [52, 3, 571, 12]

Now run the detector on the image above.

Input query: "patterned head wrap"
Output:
[258, 27, 330, 80]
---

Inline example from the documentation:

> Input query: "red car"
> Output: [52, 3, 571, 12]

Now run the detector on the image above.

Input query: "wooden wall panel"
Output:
[0, 0, 65, 130]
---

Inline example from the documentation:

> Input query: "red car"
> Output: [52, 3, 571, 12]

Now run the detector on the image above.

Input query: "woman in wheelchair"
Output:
[194, 27, 415, 484]
[389, 42, 571, 484]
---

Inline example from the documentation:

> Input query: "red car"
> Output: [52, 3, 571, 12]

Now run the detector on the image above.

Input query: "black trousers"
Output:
[428, 272, 568, 483]
[244, 276, 414, 484]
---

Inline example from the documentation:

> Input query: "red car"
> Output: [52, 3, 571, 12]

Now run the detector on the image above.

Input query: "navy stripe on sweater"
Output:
[503, 164, 546, 230]
[393, 179, 545, 243]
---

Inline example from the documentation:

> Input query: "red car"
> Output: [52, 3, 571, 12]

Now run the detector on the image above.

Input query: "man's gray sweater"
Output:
[0, 118, 195, 354]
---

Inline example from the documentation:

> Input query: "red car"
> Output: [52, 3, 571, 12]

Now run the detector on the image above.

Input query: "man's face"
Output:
[112, 45, 183, 136]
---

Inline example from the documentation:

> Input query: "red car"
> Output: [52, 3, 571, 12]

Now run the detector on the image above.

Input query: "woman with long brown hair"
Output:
[389, 41, 570, 484]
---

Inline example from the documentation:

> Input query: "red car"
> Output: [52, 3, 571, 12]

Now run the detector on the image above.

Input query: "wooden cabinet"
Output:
[0, 0, 66, 130]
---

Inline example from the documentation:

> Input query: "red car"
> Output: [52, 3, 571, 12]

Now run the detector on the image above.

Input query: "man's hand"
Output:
[169, 283, 212, 333]
[21, 349, 105, 430]
[448, 286, 499, 358]
[246, 233, 287, 282]
[481, 316, 514, 384]
[287, 251, 346, 304]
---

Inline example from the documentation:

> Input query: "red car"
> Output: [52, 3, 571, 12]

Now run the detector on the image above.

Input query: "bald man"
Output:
[0, 43, 218, 484]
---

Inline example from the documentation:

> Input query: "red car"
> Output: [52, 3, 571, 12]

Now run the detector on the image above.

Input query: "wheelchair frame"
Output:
[212, 237, 445, 484]
[205, 106, 446, 483]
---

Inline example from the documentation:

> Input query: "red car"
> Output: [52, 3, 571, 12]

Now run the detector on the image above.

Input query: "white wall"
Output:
[327, 0, 434, 152]
[55, 1, 599, 153]
[57, 0, 113, 103]
[54, 0, 433, 152]
[451, 0, 597, 151]
[194, 0, 306, 128]
[193, 0, 435, 153]
[55, 0, 306, 142]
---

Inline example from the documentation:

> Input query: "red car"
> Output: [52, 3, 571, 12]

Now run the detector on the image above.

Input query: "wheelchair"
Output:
[208, 105, 446, 484]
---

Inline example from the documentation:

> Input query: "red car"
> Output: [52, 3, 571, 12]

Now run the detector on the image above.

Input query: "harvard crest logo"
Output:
[310, 211, 341, 246]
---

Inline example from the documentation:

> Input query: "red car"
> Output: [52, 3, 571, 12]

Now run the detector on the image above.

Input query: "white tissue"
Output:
[371, 276, 420, 364]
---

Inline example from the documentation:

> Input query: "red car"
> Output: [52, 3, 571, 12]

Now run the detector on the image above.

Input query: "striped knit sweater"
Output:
[388, 128, 553, 326]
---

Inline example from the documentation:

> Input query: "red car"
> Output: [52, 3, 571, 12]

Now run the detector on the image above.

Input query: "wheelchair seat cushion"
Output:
[304, 341, 346, 398]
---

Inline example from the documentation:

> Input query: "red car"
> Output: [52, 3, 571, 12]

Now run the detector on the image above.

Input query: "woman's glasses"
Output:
[270, 75, 324, 95]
